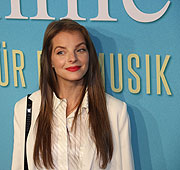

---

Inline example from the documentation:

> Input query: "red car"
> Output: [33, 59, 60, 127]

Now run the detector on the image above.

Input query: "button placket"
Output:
[56, 100, 68, 170]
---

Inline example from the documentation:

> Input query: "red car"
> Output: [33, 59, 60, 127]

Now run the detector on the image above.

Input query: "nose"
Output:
[68, 52, 77, 63]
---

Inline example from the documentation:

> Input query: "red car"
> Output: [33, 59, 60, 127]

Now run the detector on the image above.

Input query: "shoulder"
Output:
[14, 95, 27, 111]
[105, 93, 126, 111]
[15, 90, 40, 104]
[14, 90, 41, 124]
[105, 93, 127, 121]
[28, 90, 41, 102]
[14, 90, 41, 110]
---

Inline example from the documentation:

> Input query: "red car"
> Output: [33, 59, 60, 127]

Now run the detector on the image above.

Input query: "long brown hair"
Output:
[33, 19, 113, 169]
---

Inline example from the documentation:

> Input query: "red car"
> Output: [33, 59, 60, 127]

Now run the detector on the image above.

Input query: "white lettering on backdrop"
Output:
[30, 0, 55, 20]
[4, 0, 171, 22]
[122, 0, 171, 22]
[61, 0, 86, 20]
[90, 0, 117, 21]
[5, 0, 28, 19]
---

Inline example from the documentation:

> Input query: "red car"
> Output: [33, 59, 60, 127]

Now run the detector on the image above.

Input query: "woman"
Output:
[12, 19, 134, 170]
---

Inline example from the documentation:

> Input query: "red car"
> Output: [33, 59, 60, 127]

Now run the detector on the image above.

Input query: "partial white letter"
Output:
[91, 0, 117, 21]
[61, 0, 86, 20]
[5, 0, 28, 19]
[30, 0, 55, 20]
[122, 0, 170, 22]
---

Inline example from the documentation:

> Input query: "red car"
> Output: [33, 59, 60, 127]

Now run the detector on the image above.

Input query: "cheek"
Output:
[52, 57, 66, 68]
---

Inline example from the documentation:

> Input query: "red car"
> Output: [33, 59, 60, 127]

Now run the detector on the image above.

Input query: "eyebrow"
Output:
[53, 42, 86, 52]
[76, 42, 86, 48]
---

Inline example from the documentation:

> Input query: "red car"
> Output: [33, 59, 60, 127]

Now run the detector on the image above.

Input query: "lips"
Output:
[66, 66, 81, 72]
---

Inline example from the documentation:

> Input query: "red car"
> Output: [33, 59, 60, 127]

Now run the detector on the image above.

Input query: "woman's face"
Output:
[51, 31, 89, 85]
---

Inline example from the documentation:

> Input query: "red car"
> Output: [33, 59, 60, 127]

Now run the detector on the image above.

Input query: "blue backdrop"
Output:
[0, 0, 179, 169]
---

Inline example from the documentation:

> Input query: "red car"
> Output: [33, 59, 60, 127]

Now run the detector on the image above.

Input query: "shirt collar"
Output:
[53, 92, 65, 112]
[53, 89, 89, 113]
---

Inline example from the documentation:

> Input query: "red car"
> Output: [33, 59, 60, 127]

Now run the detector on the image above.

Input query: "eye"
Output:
[77, 48, 87, 53]
[57, 51, 64, 55]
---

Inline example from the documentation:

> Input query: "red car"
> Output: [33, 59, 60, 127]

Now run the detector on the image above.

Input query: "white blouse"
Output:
[51, 92, 89, 170]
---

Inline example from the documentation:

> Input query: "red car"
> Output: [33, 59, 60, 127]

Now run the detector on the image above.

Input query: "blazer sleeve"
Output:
[11, 101, 25, 170]
[118, 102, 134, 170]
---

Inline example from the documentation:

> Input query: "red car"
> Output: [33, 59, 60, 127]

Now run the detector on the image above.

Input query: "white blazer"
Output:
[11, 90, 134, 170]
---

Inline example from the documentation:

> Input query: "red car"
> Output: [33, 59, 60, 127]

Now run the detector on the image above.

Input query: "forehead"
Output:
[52, 31, 85, 46]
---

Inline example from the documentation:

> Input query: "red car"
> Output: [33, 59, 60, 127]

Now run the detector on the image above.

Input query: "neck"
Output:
[58, 80, 84, 117]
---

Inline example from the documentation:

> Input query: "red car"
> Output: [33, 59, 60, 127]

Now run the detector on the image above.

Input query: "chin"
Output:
[62, 76, 83, 82]
[70, 77, 84, 82]
[58, 72, 87, 83]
